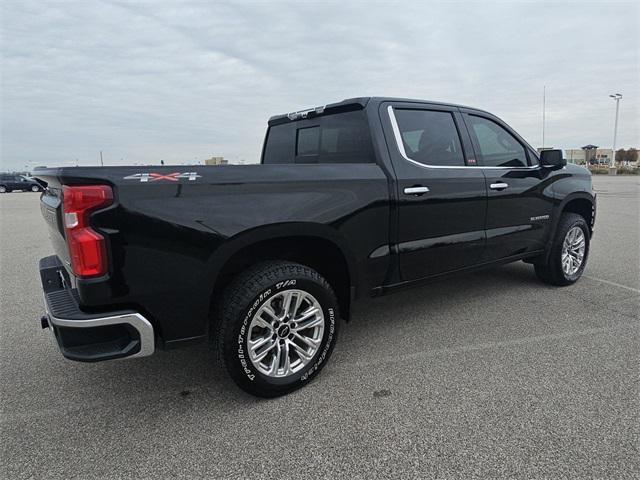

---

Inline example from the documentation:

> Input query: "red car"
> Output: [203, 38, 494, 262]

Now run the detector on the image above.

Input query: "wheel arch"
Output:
[559, 193, 595, 236]
[206, 223, 357, 323]
[540, 192, 595, 264]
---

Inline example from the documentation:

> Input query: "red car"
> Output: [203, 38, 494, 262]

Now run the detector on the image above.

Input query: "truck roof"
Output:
[268, 96, 489, 125]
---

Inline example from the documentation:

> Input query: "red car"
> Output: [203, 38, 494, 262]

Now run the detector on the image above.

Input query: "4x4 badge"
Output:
[123, 172, 201, 182]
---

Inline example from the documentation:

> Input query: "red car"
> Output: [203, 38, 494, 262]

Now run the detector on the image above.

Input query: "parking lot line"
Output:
[584, 275, 640, 294]
[349, 320, 639, 369]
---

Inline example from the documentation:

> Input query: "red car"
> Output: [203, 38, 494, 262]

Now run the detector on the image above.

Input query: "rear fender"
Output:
[205, 222, 358, 300]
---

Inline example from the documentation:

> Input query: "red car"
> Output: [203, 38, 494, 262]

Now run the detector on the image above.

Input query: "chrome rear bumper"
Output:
[39, 255, 155, 362]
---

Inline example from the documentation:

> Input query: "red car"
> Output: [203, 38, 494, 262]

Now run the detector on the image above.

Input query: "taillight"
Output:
[62, 185, 114, 278]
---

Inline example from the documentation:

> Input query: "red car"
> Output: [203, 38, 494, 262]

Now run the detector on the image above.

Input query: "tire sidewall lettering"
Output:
[235, 278, 336, 385]
[237, 287, 272, 381]
[300, 307, 334, 383]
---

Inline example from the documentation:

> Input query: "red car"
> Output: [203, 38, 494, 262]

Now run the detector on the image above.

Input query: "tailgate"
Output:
[39, 180, 71, 271]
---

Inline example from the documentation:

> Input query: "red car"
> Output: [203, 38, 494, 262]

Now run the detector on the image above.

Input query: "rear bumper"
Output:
[39, 255, 155, 362]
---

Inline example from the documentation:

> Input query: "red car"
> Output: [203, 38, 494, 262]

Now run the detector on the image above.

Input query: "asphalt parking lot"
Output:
[1, 175, 638, 479]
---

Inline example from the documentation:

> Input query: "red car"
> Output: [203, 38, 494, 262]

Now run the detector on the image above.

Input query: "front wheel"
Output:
[217, 261, 340, 397]
[534, 212, 590, 286]
[0, 186, 8, 193]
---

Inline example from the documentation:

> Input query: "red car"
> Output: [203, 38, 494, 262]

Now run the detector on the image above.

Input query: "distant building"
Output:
[564, 146, 612, 165]
[204, 156, 228, 166]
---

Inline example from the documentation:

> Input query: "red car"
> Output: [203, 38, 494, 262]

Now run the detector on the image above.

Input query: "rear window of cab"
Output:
[262, 110, 374, 164]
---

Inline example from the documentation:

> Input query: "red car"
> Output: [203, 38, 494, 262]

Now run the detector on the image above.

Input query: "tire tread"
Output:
[215, 260, 338, 397]
[535, 212, 589, 286]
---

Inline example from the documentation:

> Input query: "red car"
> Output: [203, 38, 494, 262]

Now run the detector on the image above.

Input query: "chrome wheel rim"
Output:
[561, 226, 585, 276]
[247, 289, 324, 378]
[31, 185, 39, 192]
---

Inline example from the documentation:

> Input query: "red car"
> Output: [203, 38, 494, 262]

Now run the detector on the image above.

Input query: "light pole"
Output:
[609, 93, 622, 170]
[542, 85, 546, 149]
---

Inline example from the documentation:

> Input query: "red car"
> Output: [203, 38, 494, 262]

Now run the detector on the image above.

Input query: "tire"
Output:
[31, 185, 40, 192]
[217, 261, 340, 397]
[0, 186, 7, 193]
[534, 212, 590, 286]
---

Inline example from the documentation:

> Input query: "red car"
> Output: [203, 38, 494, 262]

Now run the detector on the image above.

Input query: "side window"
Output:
[263, 109, 373, 164]
[467, 115, 528, 167]
[393, 109, 465, 167]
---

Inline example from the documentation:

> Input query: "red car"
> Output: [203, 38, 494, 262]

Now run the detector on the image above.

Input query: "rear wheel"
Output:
[534, 212, 589, 286]
[31, 185, 40, 192]
[217, 261, 340, 397]
[0, 186, 8, 193]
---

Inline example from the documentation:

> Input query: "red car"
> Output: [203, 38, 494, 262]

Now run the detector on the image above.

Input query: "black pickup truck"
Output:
[35, 97, 596, 397]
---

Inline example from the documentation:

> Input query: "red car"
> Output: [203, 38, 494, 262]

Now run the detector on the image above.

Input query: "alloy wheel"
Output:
[247, 289, 324, 378]
[561, 226, 585, 276]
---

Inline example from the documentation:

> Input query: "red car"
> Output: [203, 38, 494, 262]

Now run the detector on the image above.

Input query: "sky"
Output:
[1, 0, 638, 170]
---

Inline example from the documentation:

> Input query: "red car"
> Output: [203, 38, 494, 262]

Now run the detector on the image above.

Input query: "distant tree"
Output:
[615, 149, 626, 163]
[624, 148, 638, 164]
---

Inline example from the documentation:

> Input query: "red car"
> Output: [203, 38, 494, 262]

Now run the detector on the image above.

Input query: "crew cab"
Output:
[35, 97, 596, 397]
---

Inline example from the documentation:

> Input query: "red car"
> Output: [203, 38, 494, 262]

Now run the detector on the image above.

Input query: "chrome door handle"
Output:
[490, 182, 509, 190]
[403, 186, 430, 195]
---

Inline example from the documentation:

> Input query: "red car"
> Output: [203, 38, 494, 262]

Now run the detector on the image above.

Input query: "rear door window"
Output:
[393, 109, 465, 167]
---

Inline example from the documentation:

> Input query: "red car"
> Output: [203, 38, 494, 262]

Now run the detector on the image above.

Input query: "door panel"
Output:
[383, 103, 487, 281]
[483, 168, 555, 259]
[462, 112, 555, 260]
[397, 171, 487, 279]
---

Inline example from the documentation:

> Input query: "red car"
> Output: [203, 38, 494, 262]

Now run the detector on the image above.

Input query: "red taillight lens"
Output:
[62, 185, 114, 278]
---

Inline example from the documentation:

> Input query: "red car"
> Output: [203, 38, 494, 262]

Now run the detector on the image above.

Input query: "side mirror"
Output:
[540, 149, 566, 167]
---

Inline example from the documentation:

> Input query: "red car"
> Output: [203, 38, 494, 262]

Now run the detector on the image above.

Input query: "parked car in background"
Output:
[0, 174, 42, 193]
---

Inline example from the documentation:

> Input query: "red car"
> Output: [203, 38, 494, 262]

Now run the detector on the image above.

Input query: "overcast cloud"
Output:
[1, 0, 638, 170]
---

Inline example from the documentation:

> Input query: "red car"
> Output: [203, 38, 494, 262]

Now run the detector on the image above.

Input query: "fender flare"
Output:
[544, 191, 596, 260]
[203, 222, 358, 298]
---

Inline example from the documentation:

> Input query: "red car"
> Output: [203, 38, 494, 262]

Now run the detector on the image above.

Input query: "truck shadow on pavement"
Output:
[47, 261, 545, 405]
